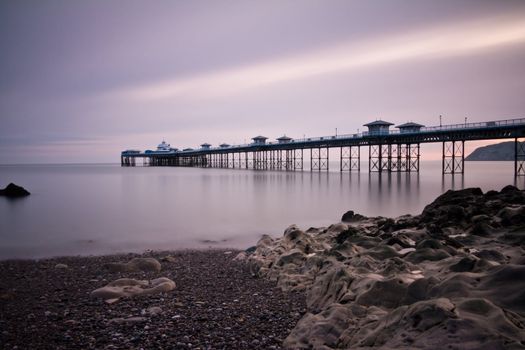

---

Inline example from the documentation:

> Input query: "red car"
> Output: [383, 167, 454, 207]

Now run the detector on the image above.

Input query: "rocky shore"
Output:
[241, 185, 525, 349]
[1, 186, 524, 349]
[0, 250, 305, 349]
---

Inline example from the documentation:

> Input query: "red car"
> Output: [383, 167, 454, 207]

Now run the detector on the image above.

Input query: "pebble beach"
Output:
[0, 250, 305, 349]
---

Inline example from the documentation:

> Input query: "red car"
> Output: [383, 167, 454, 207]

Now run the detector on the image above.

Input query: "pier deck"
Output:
[121, 117, 525, 176]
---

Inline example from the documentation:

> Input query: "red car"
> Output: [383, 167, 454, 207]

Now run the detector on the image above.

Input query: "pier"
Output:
[121, 117, 525, 176]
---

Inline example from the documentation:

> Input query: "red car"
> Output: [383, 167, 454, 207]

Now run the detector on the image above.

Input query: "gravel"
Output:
[0, 249, 306, 349]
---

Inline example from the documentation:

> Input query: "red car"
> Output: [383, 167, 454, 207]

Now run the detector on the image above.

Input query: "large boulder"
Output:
[0, 183, 30, 197]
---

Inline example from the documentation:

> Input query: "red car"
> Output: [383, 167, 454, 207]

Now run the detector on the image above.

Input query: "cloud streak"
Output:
[116, 16, 525, 101]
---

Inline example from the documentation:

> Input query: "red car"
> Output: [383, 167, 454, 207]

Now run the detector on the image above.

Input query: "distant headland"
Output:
[466, 141, 524, 161]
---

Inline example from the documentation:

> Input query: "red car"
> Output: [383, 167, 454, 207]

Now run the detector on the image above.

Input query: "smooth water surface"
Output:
[0, 162, 523, 259]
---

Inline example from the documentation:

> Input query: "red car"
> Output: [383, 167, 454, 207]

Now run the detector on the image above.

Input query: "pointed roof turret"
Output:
[363, 120, 394, 127]
[251, 135, 268, 145]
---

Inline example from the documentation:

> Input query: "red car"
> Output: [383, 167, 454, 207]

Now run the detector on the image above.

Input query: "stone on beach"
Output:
[90, 277, 176, 301]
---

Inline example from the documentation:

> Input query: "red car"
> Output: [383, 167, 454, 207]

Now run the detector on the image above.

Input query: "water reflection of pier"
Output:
[121, 117, 525, 177]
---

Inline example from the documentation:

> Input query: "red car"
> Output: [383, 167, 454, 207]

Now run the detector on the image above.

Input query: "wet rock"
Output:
[402, 276, 439, 304]
[341, 210, 365, 223]
[474, 249, 506, 263]
[449, 257, 477, 272]
[340, 298, 457, 348]
[307, 267, 353, 312]
[404, 248, 451, 263]
[276, 249, 305, 267]
[335, 227, 359, 244]
[245, 246, 256, 254]
[469, 221, 494, 236]
[497, 206, 525, 226]
[364, 245, 399, 260]
[0, 183, 30, 197]
[284, 303, 352, 349]
[356, 278, 408, 309]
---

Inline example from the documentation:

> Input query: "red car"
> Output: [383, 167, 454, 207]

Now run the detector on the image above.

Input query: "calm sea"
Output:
[0, 162, 523, 259]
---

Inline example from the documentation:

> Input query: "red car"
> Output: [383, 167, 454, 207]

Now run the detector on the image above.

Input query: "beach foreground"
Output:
[0, 250, 305, 349]
[1, 186, 525, 349]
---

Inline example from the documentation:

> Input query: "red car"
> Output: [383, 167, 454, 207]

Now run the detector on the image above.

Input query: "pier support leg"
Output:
[515, 138, 525, 176]
[369, 144, 382, 173]
[285, 150, 292, 170]
[443, 141, 464, 174]
[311, 147, 329, 171]
[340, 146, 360, 171]
[389, 144, 399, 172]
[381, 144, 390, 172]
[340, 147, 349, 171]
[294, 149, 303, 170]
[409, 144, 420, 172]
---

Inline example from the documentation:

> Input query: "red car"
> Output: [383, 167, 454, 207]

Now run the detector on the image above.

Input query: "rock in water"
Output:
[0, 183, 30, 197]
[341, 210, 365, 222]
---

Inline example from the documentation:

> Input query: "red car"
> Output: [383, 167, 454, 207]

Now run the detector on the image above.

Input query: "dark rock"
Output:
[449, 257, 477, 272]
[356, 278, 408, 309]
[502, 227, 525, 246]
[470, 222, 494, 237]
[341, 210, 365, 223]
[474, 250, 506, 263]
[402, 277, 439, 304]
[386, 236, 413, 249]
[379, 218, 395, 233]
[501, 185, 520, 194]
[421, 188, 483, 218]
[245, 246, 256, 254]
[416, 239, 444, 250]
[484, 190, 499, 198]
[335, 227, 359, 244]
[405, 248, 451, 264]
[365, 245, 400, 260]
[0, 183, 30, 197]
[497, 206, 525, 226]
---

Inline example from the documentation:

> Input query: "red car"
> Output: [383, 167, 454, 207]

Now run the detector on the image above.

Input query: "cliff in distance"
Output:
[466, 141, 523, 161]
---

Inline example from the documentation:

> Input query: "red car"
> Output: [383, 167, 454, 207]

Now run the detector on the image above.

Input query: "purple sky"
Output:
[1, 0, 525, 163]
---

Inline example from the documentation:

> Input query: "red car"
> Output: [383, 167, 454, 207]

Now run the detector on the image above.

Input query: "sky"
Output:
[1, 0, 525, 164]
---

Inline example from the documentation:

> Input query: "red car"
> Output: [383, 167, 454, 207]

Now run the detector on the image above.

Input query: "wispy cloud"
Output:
[114, 16, 525, 101]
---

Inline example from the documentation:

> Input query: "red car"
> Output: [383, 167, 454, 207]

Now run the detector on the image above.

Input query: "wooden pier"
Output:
[121, 117, 525, 177]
